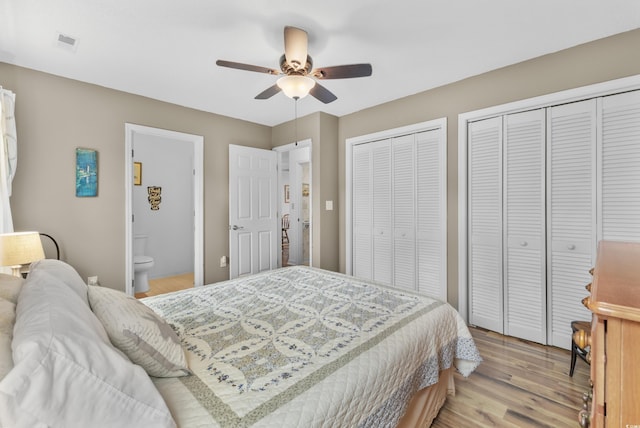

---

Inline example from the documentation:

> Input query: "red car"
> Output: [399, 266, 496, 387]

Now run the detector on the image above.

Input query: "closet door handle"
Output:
[520, 241, 528, 247]
[568, 244, 576, 250]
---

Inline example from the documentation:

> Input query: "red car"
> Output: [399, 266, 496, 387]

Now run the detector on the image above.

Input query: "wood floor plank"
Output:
[432, 327, 590, 427]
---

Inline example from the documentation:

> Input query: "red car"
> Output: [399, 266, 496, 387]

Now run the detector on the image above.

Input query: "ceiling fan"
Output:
[216, 26, 372, 104]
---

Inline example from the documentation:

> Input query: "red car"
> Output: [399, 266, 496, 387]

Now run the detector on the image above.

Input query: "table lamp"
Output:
[0, 231, 45, 277]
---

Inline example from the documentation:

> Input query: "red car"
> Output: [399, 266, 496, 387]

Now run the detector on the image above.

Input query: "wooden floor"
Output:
[432, 327, 590, 427]
[134, 276, 591, 427]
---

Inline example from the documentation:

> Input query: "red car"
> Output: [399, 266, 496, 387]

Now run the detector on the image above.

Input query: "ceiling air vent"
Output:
[56, 32, 78, 52]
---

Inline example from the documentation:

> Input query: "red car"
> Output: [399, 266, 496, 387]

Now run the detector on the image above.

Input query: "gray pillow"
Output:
[88, 285, 190, 378]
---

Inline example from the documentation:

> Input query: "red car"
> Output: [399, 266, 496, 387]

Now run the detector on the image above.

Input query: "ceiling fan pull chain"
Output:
[294, 98, 298, 145]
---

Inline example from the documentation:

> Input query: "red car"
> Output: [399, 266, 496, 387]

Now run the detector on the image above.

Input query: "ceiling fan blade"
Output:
[216, 60, 280, 75]
[284, 26, 308, 71]
[309, 83, 337, 104]
[255, 84, 282, 100]
[312, 63, 373, 79]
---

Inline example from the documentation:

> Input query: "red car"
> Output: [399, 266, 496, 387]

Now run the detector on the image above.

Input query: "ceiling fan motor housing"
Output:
[280, 54, 313, 76]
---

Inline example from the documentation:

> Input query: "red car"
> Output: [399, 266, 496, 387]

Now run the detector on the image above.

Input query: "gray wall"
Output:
[338, 28, 640, 308]
[2, 63, 272, 290]
[4, 27, 640, 303]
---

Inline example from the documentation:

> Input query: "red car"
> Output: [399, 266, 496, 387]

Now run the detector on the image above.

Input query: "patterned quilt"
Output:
[143, 266, 481, 427]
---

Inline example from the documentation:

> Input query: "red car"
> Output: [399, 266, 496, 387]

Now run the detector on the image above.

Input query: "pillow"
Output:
[88, 285, 190, 378]
[28, 259, 88, 302]
[0, 297, 16, 380]
[0, 266, 176, 428]
[0, 273, 24, 303]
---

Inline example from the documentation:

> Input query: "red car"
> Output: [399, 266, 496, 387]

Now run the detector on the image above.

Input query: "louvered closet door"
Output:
[416, 129, 446, 299]
[371, 139, 393, 284]
[547, 100, 595, 349]
[600, 90, 640, 242]
[468, 117, 503, 332]
[393, 134, 416, 291]
[503, 110, 547, 343]
[352, 143, 373, 279]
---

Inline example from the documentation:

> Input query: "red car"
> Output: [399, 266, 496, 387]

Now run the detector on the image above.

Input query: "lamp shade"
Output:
[277, 75, 316, 100]
[0, 231, 45, 277]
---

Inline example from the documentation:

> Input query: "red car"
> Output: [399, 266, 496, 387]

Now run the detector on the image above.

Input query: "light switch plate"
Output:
[326, 200, 333, 211]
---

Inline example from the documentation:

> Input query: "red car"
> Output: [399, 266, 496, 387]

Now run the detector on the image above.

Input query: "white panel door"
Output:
[599, 90, 640, 242]
[393, 134, 416, 291]
[228, 144, 278, 279]
[468, 117, 503, 333]
[547, 100, 596, 349]
[352, 143, 373, 280]
[503, 109, 546, 344]
[371, 139, 393, 284]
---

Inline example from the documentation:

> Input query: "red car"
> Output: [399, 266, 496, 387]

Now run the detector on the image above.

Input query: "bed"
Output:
[0, 260, 481, 427]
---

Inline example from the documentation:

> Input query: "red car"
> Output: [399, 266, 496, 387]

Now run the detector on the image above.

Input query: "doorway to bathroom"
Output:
[124, 124, 204, 296]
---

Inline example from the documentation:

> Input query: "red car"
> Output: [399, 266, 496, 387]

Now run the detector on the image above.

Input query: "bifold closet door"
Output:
[600, 90, 640, 242]
[416, 129, 447, 300]
[352, 140, 393, 283]
[468, 117, 503, 333]
[392, 134, 416, 291]
[503, 109, 546, 344]
[547, 99, 596, 349]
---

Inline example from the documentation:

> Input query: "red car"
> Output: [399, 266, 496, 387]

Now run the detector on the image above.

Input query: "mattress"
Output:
[143, 266, 481, 427]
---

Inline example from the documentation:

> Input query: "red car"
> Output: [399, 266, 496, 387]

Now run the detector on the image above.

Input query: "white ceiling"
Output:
[1, 1, 639, 126]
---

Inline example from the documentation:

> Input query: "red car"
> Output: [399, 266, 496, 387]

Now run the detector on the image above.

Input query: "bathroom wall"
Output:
[133, 133, 194, 279]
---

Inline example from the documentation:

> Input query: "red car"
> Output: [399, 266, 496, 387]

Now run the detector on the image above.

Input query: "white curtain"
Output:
[0, 86, 17, 234]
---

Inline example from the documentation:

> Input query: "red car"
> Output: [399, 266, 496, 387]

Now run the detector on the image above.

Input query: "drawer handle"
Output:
[585, 283, 591, 292]
[567, 244, 576, 250]
[589, 267, 594, 276]
[520, 241, 528, 247]
[581, 296, 591, 309]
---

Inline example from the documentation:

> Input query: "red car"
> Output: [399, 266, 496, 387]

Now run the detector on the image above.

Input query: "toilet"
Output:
[134, 235, 154, 293]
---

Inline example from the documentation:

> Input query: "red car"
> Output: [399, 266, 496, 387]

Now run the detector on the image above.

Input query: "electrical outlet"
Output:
[220, 256, 228, 268]
[88, 276, 99, 286]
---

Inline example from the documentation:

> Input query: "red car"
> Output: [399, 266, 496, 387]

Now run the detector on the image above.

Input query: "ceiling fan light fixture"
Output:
[277, 75, 316, 99]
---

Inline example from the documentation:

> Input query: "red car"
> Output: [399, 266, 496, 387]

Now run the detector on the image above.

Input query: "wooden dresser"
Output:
[585, 241, 640, 427]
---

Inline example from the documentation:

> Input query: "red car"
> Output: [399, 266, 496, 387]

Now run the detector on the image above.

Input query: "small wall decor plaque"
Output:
[148, 186, 162, 210]
[76, 148, 98, 197]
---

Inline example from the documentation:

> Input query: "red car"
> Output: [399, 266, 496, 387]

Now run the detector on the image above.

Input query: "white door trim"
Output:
[457, 73, 640, 322]
[124, 123, 204, 295]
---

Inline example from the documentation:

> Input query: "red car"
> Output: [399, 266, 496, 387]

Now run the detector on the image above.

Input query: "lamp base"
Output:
[10, 265, 22, 277]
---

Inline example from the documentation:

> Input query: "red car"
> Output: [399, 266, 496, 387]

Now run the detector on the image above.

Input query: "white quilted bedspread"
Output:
[143, 266, 481, 428]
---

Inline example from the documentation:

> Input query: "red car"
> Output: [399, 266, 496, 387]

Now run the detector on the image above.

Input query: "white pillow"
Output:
[28, 259, 88, 302]
[0, 297, 16, 380]
[88, 285, 190, 378]
[0, 266, 176, 428]
[0, 273, 24, 303]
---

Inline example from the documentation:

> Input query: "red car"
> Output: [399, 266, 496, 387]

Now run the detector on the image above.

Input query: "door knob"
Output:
[230, 225, 244, 230]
